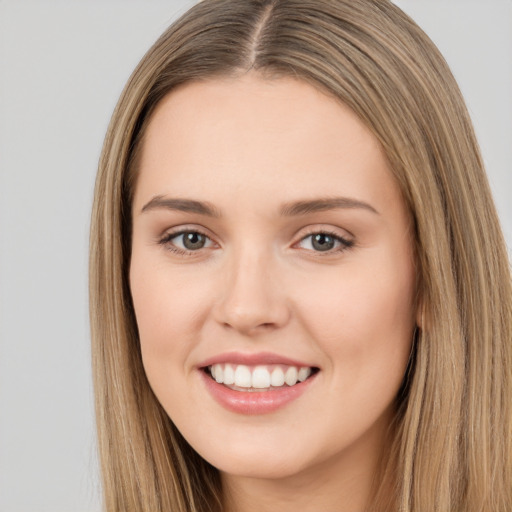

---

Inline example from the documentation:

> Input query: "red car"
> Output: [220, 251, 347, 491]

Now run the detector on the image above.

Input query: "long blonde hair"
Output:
[89, 1, 512, 510]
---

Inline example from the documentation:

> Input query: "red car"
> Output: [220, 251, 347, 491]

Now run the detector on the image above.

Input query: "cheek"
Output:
[293, 254, 416, 386]
[129, 256, 210, 367]
[129, 258, 217, 422]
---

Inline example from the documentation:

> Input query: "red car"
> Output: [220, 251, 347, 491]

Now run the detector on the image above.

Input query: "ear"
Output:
[415, 295, 429, 332]
[416, 300, 423, 330]
[413, 269, 428, 331]
[413, 277, 426, 331]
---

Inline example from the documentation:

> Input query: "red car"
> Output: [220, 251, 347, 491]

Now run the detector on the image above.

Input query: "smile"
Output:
[198, 354, 320, 414]
[207, 363, 315, 391]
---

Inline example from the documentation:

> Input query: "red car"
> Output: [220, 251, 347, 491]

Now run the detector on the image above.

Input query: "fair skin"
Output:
[130, 73, 417, 512]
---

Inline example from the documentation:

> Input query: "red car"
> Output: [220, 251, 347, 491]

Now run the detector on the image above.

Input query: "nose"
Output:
[213, 248, 291, 336]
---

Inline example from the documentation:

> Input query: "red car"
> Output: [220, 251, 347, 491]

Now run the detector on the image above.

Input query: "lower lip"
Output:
[199, 370, 317, 415]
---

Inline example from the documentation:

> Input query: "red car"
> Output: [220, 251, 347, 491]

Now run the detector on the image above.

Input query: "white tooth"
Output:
[213, 364, 224, 383]
[285, 366, 298, 386]
[298, 367, 311, 382]
[234, 365, 252, 388]
[210, 365, 216, 379]
[270, 367, 285, 387]
[223, 364, 235, 385]
[252, 366, 271, 388]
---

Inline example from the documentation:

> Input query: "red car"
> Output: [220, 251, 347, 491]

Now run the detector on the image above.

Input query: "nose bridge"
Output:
[215, 241, 289, 334]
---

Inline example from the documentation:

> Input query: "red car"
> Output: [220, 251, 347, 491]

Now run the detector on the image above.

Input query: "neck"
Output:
[222, 466, 371, 512]
[220, 415, 396, 512]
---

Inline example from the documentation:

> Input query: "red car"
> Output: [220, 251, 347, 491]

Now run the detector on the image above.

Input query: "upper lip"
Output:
[198, 351, 318, 369]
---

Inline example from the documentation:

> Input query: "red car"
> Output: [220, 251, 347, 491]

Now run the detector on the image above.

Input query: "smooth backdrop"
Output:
[0, 1, 510, 511]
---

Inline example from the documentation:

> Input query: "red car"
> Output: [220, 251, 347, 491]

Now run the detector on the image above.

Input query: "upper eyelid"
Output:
[294, 224, 354, 242]
[156, 227, 216, 252]
[159, 225, 215, 240]
[299, 231, 350, 242]
[295, 232, 354, 249]
[158, 229, 217, 255]
[292, 226, 355, 254]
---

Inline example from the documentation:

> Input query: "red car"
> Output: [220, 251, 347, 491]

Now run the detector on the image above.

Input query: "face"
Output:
[130, 74, 417, 483]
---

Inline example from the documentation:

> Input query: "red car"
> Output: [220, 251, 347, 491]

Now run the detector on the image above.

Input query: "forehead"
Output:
[134, 73, 402, 217]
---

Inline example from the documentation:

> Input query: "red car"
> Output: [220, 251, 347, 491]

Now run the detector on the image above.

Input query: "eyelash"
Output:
[158, 229, 214, 256]
[295, 229, 354, 255]
[157, 228, 354, 256]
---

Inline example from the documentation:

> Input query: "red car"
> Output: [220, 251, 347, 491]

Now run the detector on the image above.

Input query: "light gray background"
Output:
[0, 1, 510, 511]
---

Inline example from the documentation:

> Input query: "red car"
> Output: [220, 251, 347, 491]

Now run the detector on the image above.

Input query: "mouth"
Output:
[202, 363, 320, 392]
[198, 352, 320, 414]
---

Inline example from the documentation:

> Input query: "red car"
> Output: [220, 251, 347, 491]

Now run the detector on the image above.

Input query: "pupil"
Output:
[183, 232, 205, 250]
[312, 233, 335, 251]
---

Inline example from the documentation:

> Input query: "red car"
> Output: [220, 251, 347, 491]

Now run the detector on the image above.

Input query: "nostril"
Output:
[220, 318, 279, 334]
[213, 276, 291, 334]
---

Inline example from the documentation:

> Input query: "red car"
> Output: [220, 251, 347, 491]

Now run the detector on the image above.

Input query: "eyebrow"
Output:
[280, 197, 379, 216]
[140, 195, 378, 217]
[141, 196, 221, 217]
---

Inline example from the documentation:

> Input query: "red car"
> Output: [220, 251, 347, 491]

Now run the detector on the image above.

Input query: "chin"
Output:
[213, 454, 306, 480]
[194, 432, 329, 481]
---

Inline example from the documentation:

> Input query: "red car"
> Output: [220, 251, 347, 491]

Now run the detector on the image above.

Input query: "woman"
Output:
[89, 0, 512, 510]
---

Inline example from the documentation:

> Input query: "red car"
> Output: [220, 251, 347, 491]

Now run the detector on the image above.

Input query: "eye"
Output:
[159, 230, 215, 253]
[297, 231, 353, 253]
